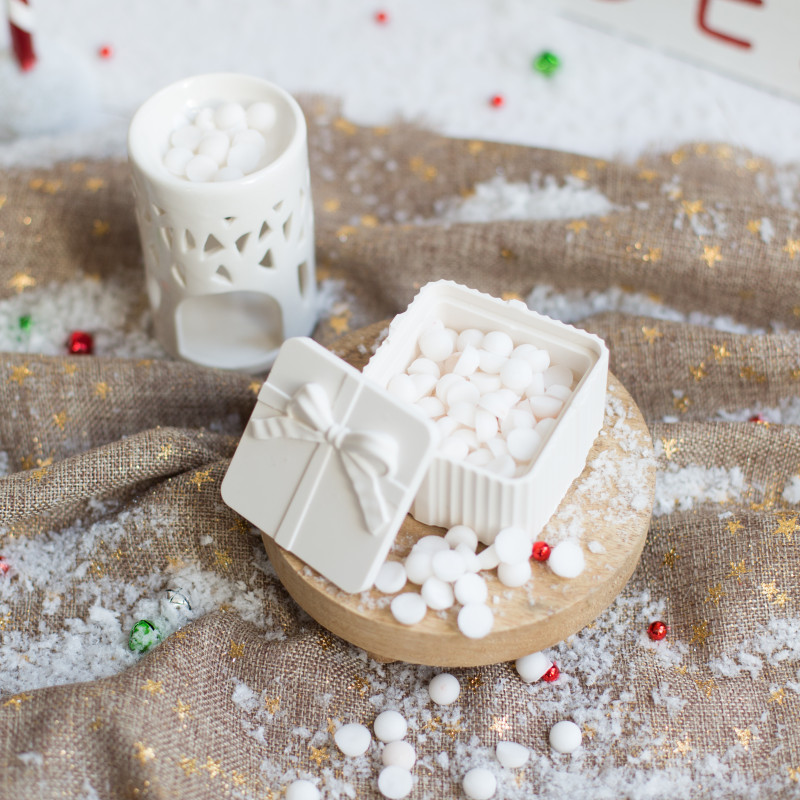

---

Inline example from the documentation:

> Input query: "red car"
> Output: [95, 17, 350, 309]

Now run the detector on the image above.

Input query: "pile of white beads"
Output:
[163, 100, 278, 182]
[387, 321, 574, 476]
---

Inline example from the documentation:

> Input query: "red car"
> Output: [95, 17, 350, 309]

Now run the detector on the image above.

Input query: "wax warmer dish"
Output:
[363, 281, 609, 541]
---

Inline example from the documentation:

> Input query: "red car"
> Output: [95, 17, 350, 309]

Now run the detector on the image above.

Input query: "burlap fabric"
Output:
[0, 100, 799, 798]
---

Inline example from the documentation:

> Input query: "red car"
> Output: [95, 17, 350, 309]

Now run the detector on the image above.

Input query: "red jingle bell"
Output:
[541, 663, 559, 682]
[67, 331, 94, 355]
[531, 541, 551, 562]
[648, 621, 668, 641]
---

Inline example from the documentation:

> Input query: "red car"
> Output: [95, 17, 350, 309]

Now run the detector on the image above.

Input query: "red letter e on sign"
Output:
[697, 0, 764, 49]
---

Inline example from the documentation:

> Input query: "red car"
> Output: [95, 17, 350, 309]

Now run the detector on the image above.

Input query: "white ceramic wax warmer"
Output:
[128, 73, 316, 372]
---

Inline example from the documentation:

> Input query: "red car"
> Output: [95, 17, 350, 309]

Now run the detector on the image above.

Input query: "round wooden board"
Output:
[264, 324, 656, 667]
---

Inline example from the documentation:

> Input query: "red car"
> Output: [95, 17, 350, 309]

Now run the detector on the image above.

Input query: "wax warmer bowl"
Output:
[128, 73, 316, 372]
[363, 281, 609, 541]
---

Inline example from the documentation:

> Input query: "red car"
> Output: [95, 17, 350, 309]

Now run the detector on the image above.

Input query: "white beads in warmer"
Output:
[164, 100, 278, 182]
[387, 320, 575, 478]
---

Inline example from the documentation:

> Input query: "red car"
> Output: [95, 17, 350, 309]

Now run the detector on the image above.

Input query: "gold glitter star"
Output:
[214, 549, 232, 569]
[702, 245, 722, 268]
[689, 362, 707, 382]
[189, 468, 214, 490]
[88, 717, 104, 732]
[229, 641, 245, 659]
[726, 518, 743, 535]
[705, 584, 725, 606]
[8, 272, 36, 293]
[142, 679, 164, 695]
[682, 200, 704, 217]
[166, 555, 186, 572]
[733, 728, 752, 750]
[2, 693, 32, 708]
[28, 466, 49, 484]
[265, 697, 281, 715]
[157, 444, 172, 461]
[638, 169, 658, 182]
[317, 632, 335, 651]
[768, 688, 786, 705]
[334, 225, 357, 241]
[489, 716, 511, 737]
[571, 168, 589, 181]
[349, 676, 371, 696]
[725, 560, 749, 581]
[788, 767, 800, 783]
[641, 326, 663, 345]
[203, 757, 222, 778]
[773, 592, 789, 608]
[63, 363, 78, 376]
[133, 742, 155, 765]
[773, 513, 798, 542]
[746, 219, 761, 235]
[333, 118, 357, 135]
[172, 699, 192, 720]
[566, 220, 588, 234]
[468, 673, 484, 692]
[422, 716, 441, 731]
[309, 745, 329, 766]
[328, 311, 351, 335]
[762, 581, 779, 601]
[52, 411, 68, 431]
[230, 771, 247, 787]
[468, 140, 484, 155]
[360, 214, 379, 228]
[322, 198, 341, 213]
[643, 247, 662, 263]
[444, 720, 463, 739]
[95, 382, 110, 399]
[501, 291, 523, 302]
[739, 365, 766, 383]
[92, 219, 110, 238]
[690, 621, 712, 646]
[673, 736, 692, 755]
[178, 756, 198, 776]
[500, 249, 516, 260]
[85, 177, 106, 192]
[248, 380, 261, 396]
[673, 395, 690, 414]
[409, 156, 438, 181]
[784, 239, 800, 259]
[8, 364, 33, 384]
[694, 677, 717, 698]
[662, 547, 680, 568]
[661, 438, 679, 460]
[712, 344, 731, 362]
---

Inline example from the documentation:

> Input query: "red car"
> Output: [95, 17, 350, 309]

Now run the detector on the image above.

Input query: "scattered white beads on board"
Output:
[495, 740, 530, 769]
[377, 765, 414, 799]
[334, 723, 371, 757]
[548, 540, 586, 578]
[285, 779, 320, 800]
[427, 672, 461, 706]
[390, 593, 427, 626]
[549, 720, 583, 754]
[462, 767, 497, 800]
[373, 710, 408, 743]
[375, 560, 407, 594]
[163, 100, 277, 181]
[457, 603, 494, 639]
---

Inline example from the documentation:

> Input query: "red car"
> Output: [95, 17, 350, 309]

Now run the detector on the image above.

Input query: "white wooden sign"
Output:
[560, 0, 800, 100]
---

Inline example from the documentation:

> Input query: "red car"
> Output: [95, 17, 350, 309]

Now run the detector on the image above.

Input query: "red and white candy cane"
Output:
[7, 0, 37, 72]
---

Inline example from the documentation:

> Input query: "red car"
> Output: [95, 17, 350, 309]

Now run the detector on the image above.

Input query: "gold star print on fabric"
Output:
[641, 326, 663, 345]
[733, 728, 752, 750]
[172, 700, 192, 720]
[746, 219, 762, 235]
[348, 676, 371, 696]
[229, 641, 245, 659]
[702, 245, 722, 268]
[133, 742, 155, 765]
[308, 745, 329, 767]
[444, 720, 463, 739]
[468, 673, 484, 692]
[202, 757, 222, 779]
[571, 168, 589, 181]
[322, 198, 341, 213]
[92, 219, 111, 238]
[725, 560, 750, 581]
[662, 548, 680, 569]
[681, 200, 704, 218]
[328, 311, 351, 335]
[85, 177, 106, 192]
[689, 363, 707, 382]
[189, 469, 214, 490]
[422, 716, 441, 731]
[673, 736, 692, 756]
[661, 438, 679, 459]
[773, 513, 798, 542]
[8, 272, 37, 293]
[694, 678, 717, 698]
[784, 239, 800, 259]
[333, 118, 357, 136]
[638, 169, 658, 182]
[408, 156, 438, 182]
[489, 717, 511, 737]
[768, 688, 786, 705]
[178, 757, 198, 776]
[52, 411, 68, 431]
[566, 220, 588, 234]
[2, 693, 32, 709]
[214, 550, 232, 569]
[141, 679, 164, 696]
[265, 698, 281, 715]
[8, 364, 33, 384]
[95, 382, 110, 399]
[712, 344, 731, 362]
[673, 396, 691, 414]
[690, 621, 712, 646]
[726, 518, 743, 535]
[705, 584, 725, 606]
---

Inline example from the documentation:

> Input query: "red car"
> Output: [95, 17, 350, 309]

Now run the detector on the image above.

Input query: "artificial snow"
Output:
[652, 464, 745, 517]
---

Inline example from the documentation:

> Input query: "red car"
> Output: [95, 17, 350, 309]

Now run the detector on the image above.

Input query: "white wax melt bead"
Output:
[457, 603, 494, 639]
[286, 780, 320, 800]
[494, 527, 531, 564]
[447, 380, 481, 407]
[469, 372, 502, 394]
[163, 146, 194, 176]
[529, 395, 563, 420]
[450, 430, 479, 451]
[334, 723, 371, 757]
[548, 541, 586, 578]
[419, 328, 454, 362]
[454, 572, 488, 605]
[449, 402, 477, 428]
[194, 106, 215, 130]
[457, 328, 484, 350]
[415, 396, 445, 419]
[536, 418, 556, 438]
[478, 349, 506, 375]
[524, 373, 546, 398]
[382, 740, 417, 770]
[170, 124, 203, 151]
[495, 741, 529, 769]
[478, 392, 509, 418]
[185, 154, 218, 182]
[474, 408, 499, 443]
[374, 710, 408, 743]
[404, 551, 433, 584]
[487, 454, 516, 478]
[486, 436, 509, 458]
[246, 100, 277, 131]
[515, 651, 552, 683]
[390, 593, 427, 625]
[507, 428, 543, 463]
[197, 131, 230, 165]
[514, 344, 549, 373]
[228, 141, 264, 173]
[377, 765, 413, 800]
[387, 373, 418, 404]
[233, 127, 267, 150]
[375, 561, 407, 594]
[432, 550, 466, 583]
[428, 672, 461, 705]
[414, 535, 450, 554]
[454, 543, 481, 573]
[452, 346, 481, 377]
[477, 544, 500, 568]
[435, 373, 462, 404]
[483, 330, 514, 358]
[512, 343, 538, 361]
[410, 373, 437, 399]
[549, 720, 582, 754]
[543, 365, 573, 389]
[439, 438, 469, 461]
[546, 384, 572, 402]
[466, 448, 493, 467]
[497, 560, 531, 587]
[408, 357, 440, 378]
[214, 101, 247, 131]
[445, 525, 478, 551]
[214, 165, 245, 182]
[435, 415, 460, 440]
[421, 576, 455, 610]
[500, 358, 533, 393]
[500, 409, 535, 438]
[462, 767, 497, 800]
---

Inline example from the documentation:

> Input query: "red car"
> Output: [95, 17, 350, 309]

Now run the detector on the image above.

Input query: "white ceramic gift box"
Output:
[128, 73, 316, 372]
[363, 281, 609, 540]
